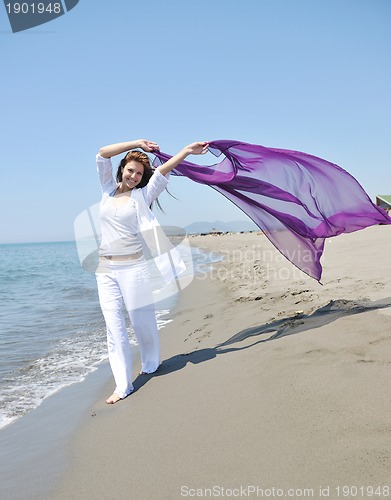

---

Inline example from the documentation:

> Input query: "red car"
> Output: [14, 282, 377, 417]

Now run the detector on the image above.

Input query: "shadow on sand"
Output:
[132, 297, 391, 393]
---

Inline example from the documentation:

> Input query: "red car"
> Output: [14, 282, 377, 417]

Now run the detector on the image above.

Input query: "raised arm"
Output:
[156, 142, 209, 176]
[98, 139, 159, 158]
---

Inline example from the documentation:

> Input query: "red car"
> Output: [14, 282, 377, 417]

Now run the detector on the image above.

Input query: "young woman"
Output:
[96, 139, 208, 404]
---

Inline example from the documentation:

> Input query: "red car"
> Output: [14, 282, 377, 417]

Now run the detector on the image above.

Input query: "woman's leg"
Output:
[128, 303, 160, 374]
[118, 260, 160, 374]
[96, 272, 134, 400]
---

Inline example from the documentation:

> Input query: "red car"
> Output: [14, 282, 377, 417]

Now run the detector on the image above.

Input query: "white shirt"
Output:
[96, 154, 185, 283]
[99, 189, 142, 256]
[96, 154, 168, 256]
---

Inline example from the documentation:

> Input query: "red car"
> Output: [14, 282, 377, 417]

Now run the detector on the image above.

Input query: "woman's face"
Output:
[121, 160, 144, 190]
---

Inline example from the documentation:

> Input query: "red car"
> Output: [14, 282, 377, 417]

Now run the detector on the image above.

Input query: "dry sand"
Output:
[51, 225, 391, 500]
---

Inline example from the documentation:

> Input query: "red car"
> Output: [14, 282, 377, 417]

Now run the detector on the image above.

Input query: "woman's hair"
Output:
[116, 150, 153, 188]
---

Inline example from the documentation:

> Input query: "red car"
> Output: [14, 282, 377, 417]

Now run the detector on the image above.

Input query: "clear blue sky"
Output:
[1, 0, 390, 243]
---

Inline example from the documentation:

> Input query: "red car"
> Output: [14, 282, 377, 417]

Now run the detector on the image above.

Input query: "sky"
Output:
[1, 0, 390, 243]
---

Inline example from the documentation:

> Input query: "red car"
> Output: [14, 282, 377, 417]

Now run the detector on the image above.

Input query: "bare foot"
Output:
[106, 392, 122, 404]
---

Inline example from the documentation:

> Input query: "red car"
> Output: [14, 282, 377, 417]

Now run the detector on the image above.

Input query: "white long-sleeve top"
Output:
[96, 154, 185, 283]
[97, 154, 168, 256]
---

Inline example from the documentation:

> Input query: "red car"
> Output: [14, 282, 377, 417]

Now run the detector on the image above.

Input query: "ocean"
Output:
[0, 240, 214, 430]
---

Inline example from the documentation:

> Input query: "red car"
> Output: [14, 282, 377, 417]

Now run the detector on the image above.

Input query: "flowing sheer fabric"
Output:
[153, 140, 391, 282]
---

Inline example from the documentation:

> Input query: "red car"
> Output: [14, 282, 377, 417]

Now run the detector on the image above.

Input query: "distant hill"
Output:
[185, 220, 258, 234]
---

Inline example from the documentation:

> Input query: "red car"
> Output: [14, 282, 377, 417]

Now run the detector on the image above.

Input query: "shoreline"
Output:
[0, 361, 113, 500]
[1, 227, 391, 499]
[0, 243, 222, 500]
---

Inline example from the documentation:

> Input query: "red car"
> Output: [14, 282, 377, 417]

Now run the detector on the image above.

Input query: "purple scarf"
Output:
[153, 140, 391, 282]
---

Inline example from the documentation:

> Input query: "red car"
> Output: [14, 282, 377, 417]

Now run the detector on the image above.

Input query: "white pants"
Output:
[95, 257, 160, 398]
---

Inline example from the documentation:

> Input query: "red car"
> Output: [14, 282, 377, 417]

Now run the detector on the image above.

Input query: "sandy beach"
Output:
[29, 226, 391, 498]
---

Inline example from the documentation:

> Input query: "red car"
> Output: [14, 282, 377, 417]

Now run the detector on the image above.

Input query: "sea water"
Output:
[0, 240, 216, 430]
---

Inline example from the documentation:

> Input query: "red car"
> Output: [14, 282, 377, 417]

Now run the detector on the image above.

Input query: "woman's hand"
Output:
[185, 141, 209, 156]
[138, 139, 160, 152]
[156, 141, 209, 176]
